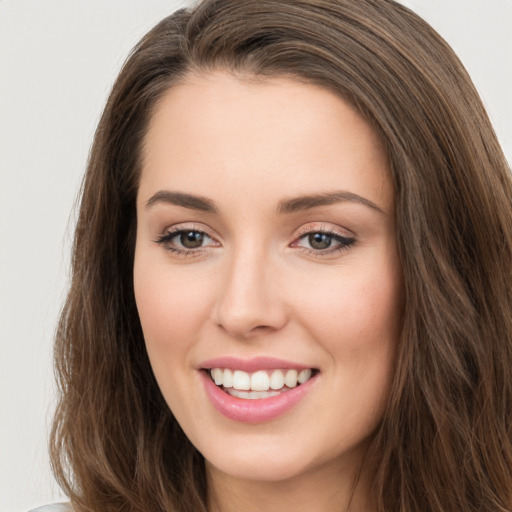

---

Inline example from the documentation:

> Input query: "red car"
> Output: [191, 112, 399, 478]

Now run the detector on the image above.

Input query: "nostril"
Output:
[216, 321, 277, 340]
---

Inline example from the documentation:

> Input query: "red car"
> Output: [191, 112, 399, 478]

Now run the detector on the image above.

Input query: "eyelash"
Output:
[155, 227, 216, 258]
[155, 226, 356, 258]
[293, 228, 356, 256]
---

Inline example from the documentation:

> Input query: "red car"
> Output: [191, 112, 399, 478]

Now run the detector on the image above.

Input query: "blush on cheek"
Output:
[135, 257, 198, 323]
[137, 293, 193, 347]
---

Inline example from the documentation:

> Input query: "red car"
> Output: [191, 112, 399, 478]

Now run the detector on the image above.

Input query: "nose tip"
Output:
[213, 255, 287, 340]
[214, 287, 287, 340]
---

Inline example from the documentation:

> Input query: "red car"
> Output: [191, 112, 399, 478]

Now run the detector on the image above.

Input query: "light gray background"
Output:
[1, 1, 510, 511]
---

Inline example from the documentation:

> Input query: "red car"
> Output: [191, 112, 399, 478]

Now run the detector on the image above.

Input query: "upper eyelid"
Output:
[162, 223, 215, 237]
[294, 222, 355, 239]
[156, 222, 355, 243]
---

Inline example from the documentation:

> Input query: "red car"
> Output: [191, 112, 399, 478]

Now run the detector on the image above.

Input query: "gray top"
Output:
[28, 504, 72, 512]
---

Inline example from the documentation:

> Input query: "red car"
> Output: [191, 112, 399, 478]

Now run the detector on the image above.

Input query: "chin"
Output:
[205, 451, 314, 483]
[199, 428, 370, 485]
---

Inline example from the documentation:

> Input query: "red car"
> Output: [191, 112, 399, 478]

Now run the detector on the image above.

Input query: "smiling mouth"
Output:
[207, 368, 317, 399]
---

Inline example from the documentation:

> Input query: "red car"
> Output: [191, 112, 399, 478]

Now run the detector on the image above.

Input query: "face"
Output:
[134, 72, 402, 488]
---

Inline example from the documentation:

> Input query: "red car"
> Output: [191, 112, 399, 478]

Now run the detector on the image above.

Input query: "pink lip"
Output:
[199, 356, 312, 372]
[200, 369, 318, 423]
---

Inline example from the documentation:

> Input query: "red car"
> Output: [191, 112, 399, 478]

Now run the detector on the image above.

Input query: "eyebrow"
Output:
[144, 189, 385, 215]
[145, 191, 219, 213]
[277, 191, 385, 215]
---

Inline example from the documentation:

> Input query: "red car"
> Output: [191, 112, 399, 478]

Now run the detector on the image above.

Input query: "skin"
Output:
[134, 72, 403, 512]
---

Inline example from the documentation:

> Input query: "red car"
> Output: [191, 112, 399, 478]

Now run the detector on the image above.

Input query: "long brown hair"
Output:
[50, 1, 512, 510]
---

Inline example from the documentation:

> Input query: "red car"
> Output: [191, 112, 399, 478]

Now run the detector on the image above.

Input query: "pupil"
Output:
[181, 231, 203, 249]
[309, 233, 331, 250]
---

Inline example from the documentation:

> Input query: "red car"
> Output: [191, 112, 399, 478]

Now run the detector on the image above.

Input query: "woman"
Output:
[40, 0, 512, 510]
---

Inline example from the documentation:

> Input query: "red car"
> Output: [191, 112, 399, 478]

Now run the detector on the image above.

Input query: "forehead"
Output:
[139, 71, 392, 213]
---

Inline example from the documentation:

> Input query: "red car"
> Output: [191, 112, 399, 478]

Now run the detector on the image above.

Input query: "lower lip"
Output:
[200, 371, 317, 423]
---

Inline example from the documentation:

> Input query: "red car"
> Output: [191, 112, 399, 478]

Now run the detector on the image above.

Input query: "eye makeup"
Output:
[154, 221, 356, 259]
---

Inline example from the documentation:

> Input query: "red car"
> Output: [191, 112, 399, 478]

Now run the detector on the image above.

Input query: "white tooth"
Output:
[212, 368, 223, 386]
[270, 369, 285, 390]
[223, 369, 233, 388]
[284, 369, 298, 388]
[251, 371, 270, 391]
[227, 389, 281, 399]
[254, 391, 279, 399]
[232, 370, 251, 390]
[228, 389, 251, 399]
[298, 369, 312, 384]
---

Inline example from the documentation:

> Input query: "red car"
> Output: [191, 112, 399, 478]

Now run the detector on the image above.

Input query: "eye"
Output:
[155, 227, 218, 255]
[305, 232, 336, 250]
[292, 229, 355, 255]
[175, 230, 207, 249]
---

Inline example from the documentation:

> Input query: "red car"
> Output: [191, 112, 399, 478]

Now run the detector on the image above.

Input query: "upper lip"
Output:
[199, 356, 314, 373]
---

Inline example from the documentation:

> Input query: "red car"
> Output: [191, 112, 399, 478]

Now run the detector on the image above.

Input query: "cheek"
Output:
[289, 250, 403, 420]
[315, 269, 401, 425]
[293, 266, 402, 352]
[133, 253, 213, 364]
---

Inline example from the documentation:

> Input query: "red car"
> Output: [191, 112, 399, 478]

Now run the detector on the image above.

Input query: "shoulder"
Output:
[28, 504, 72, 512]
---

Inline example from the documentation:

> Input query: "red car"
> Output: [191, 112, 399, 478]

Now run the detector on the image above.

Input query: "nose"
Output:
[213, 245, 288, 340]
